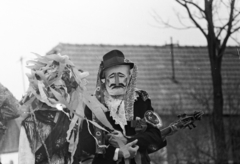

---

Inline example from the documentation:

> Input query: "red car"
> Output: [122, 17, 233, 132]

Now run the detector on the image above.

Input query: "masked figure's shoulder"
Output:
[135, 88, 150, 101]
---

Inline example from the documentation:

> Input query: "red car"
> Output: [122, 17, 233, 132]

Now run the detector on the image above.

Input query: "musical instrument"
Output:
[144, 110, 204, 138]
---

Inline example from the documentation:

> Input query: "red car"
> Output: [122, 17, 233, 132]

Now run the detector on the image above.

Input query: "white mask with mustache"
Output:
[104, 65, 131, 96]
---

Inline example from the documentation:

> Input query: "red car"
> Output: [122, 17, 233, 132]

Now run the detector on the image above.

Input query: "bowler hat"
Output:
[100, 50, 134, 78]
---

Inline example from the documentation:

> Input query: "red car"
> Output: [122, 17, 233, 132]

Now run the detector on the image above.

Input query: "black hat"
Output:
[100, 50, 134, 78]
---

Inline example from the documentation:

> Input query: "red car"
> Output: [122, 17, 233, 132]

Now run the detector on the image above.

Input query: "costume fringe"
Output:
[125, 64, 138, 121]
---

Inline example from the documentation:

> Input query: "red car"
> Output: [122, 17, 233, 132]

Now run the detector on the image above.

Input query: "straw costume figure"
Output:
[18, 53, 121, 164]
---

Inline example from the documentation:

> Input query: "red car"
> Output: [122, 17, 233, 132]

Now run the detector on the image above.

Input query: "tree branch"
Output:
[176, 0, 207, 38]
[192, 11, 206, 20]
[185, 0, 205, 13]
[185, 0, 206, 19]
[216, 22, 230, 38]
[219, 0, 235, 57]
[233, 10, 240, 20]
[174, 9, 198, 28]
[216, 1, 240, 38]
[150, 9, 196, 30]
[231, 26, 240, 34]
[232, 19, 240, 27]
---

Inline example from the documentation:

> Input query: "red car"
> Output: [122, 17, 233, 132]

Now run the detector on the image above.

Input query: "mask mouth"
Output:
[110, 83, 125, 89]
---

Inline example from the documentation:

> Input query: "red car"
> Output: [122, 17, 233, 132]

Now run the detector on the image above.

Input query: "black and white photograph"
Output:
[0, 0, 239, 164]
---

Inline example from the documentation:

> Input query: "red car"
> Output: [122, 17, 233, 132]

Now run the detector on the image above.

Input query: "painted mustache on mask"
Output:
[109, 83, 126, 89]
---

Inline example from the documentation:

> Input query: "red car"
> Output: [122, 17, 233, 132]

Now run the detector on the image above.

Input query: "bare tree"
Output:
[153, 0, 240, 163]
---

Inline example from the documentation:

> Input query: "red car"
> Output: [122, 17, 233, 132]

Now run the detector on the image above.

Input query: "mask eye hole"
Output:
[118, 73, 125, 78]
[108, 73, 115, 79]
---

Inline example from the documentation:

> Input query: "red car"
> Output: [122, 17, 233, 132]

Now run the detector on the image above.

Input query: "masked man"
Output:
[74, 50, 167, 164]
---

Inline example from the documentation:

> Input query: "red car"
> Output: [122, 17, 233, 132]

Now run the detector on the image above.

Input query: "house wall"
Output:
[0, 152, 18, 164]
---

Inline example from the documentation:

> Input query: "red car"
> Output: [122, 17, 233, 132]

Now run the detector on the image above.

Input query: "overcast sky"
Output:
[0, 0, 239, 100]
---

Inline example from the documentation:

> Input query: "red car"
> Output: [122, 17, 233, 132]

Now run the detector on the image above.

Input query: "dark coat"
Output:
[74, 90, 167, 164]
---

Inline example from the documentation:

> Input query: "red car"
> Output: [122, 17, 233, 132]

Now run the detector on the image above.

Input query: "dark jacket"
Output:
[74, 90, 167, 164]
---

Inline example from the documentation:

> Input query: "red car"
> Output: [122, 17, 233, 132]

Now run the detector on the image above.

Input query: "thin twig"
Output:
[176, 0, 207, 38]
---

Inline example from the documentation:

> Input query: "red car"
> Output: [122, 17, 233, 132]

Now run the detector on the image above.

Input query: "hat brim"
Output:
[100, 62, 134, 79]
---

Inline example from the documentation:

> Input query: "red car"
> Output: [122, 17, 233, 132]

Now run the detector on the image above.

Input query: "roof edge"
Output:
[56, 42, 210, 48]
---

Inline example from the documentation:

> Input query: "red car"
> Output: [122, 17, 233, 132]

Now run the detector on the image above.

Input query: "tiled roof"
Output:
[47, 43, 240, 115]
